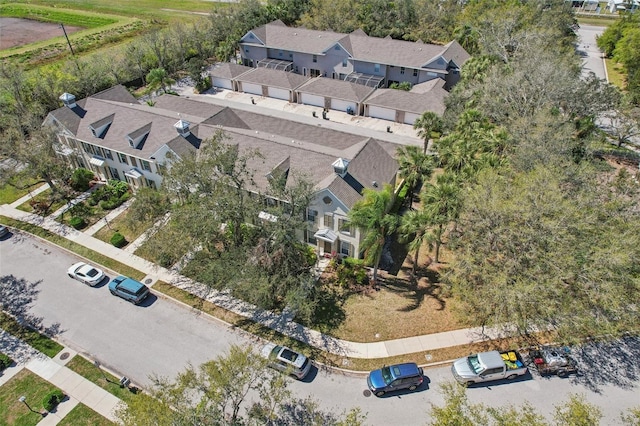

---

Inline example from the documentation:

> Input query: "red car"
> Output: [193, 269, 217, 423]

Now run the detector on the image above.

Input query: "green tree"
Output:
[554, 394, 602, 426]
[420, 174, 462, 263]
[398, 208, 431, 275]
[145, 68, 174, 96]
[413, 111, 443, 154]
[347, 184, 399, 284]
[396, 144, 433, 208]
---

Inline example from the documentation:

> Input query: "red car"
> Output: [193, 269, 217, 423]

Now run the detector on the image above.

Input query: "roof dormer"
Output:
[332, 158, 350, 177]
[174, 119, 191, 137]
[126, 122, 152, 150]
[88, 113, 115, 139]
[59, 92, 76, 109]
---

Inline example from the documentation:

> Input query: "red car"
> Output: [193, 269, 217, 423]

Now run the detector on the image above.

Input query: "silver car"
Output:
[67, 262, 105, 286]
[261, 343, 311, 380]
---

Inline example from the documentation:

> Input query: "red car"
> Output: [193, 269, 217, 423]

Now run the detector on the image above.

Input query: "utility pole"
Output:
[59, 23, 75, 55]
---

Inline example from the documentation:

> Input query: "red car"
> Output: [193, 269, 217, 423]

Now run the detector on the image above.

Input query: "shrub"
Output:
[42, 389, 65, 411]
[70, 168, 95, 191]
[0, 352, 14, 371]
[69, 217, 86, 229]
[157, 252, 175, 268]
[110, 232, 127, 248]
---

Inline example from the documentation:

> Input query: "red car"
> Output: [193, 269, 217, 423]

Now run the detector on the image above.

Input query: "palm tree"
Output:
[348, 184, 399, 285]
[146, 67, 174, 96]
[398, 209, 432, 276]
[421, 176, 462, 263]
[396, 145, 433, 209]
[413, 111, 443, 154]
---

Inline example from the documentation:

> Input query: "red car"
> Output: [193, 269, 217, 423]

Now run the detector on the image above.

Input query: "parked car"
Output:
[0, 225, 9, 238]
[108, 276, 150, 304]
[67, 262, 105, 286]
[451, 350, 528, 385]
[367, 362, 424, 397]
[261, 343, 311, 380]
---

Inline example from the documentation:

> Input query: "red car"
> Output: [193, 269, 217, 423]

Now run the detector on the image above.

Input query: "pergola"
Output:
[344, 72, 385, 88]
[257, 58, 294, 72]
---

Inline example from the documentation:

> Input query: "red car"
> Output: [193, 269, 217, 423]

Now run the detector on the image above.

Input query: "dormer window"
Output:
[126, 122, 152, 150]
[332, 158, 350, 177]
[88, 113, 115, 139]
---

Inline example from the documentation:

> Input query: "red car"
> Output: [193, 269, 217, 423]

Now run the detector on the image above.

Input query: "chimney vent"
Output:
[59, 92, 76, 108]
[174, 119, 191, 137]
[332, 158, 350, 177]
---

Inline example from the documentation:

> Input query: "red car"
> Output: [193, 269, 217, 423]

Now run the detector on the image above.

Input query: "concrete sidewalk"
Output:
[0, 200, 500, 359]
[0, 330, 122, 424]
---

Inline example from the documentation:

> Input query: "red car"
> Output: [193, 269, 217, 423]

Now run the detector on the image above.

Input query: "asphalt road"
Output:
[576, 24, 607, 80]
[1, 233, 638, 424]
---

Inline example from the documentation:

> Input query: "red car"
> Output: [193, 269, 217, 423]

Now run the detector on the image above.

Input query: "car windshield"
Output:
[381, 366, 393, 385]
[467, 355, 483, 374]
[134, 286, 147, 295]
[86, 269, 99, 277]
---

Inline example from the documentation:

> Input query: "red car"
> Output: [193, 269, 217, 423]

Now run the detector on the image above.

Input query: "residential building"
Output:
[239, 20, 470, 90]
[45, 85, 401, 258]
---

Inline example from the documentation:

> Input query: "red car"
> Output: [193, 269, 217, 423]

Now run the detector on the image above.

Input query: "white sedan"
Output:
[67, 262, 105, 286]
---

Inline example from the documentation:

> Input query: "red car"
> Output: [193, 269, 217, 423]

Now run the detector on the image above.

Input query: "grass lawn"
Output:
[65, 355, 139, 404]
[92, 209, 152, 246]
[0, 312, 63, 358]
[15, 189, 68, 216]
[0, 369, 61, 425]
[0, 178, 44, 206]
[604, 58, 626, 89]
[0, 216, 146, 281]
[152, 280, 547, 372]
[57, 403, 113, 426]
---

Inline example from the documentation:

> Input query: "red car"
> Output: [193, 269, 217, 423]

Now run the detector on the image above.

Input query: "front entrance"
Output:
[323, 241, 332, 255]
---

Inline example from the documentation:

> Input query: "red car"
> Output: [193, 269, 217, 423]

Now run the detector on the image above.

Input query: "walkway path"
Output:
[0, 330, 122, 424]
[1, 197, 502, 360]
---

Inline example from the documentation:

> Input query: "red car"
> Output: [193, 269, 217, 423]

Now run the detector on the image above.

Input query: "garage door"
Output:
[212, 77, 232, 90]
[368, 105, 396, 122]
[331, 99, 356, 113]
[268, 87, 290, 101]
[300, 93, 325, 107]
[404, 112, 420, 125]
[241, 82, 263, 96]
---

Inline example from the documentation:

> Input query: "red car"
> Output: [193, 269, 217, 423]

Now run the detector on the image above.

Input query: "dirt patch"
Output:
[0, 17, 83, 50]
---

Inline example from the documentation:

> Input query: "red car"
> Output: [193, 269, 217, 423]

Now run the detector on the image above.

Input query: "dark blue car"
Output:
[108, 276, 150, 305]
[367, 362, 424, 397]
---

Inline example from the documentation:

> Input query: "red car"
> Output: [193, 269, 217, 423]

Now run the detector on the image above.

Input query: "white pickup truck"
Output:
[451, 350, 528, 385]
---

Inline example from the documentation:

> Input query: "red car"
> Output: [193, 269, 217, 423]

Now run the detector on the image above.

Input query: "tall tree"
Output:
[398, 208, 431, 275]
[413, 111, 443, 154]
[396, 144, 433, 208]
[347, 184, 399, 284]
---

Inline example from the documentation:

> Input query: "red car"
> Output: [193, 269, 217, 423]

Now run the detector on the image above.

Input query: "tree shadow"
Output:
[570, 335, 640, 392]
[376, 269, 446, 313]
[381, 233, 410, 276]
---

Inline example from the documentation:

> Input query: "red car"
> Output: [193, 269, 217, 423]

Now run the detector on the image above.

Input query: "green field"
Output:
[0, 3, 118, 27]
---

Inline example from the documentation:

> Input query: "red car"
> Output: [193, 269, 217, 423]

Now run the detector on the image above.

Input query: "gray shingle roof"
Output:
[237, 67, 310, 89]
[242, 20, 470, 70]
[46, 84, 398, 208]
[364, 88, 447, 115]
[296, 77, 376, 102]
[209, 62, 253, 79]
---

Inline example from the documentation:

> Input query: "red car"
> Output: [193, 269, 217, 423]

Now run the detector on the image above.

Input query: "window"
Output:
[413, 69, 418, 77]
[324, 214, 333, 229]
[289, 53, 293, 58]
[305, 229, 317, 245]
[374, 64, 380, 73]
[340, 241, 351, 256]
[334, 45, 340, 50]
[141, 160, 151, 172]
[145, 178, 156, 189]
[129, 157, 137, 167]
[109, 167, 120, 180]
[117, 152, 128, 164]
[312, 55, 317, 63]
[245, 48, 250, 53]
[249, 34, 255, 39]
[295, 66, 299, 73]
[307, 209, 318, 223]
[338, 218, 352, 235]
[342, 59, 347, 67]
[400, 67, 405, 75]
[310, 69, 321, 78]
[279, 50, 283, 57]
[104, 149, 113, 160]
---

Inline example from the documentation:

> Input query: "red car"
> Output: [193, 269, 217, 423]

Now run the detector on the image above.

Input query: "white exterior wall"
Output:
[404, 112, 420, 125]
[241, 82, 263, 95]
[331, 99, 356, 113]
[368, 105, 396, 121]
[268, 87, 290, 101]
[300, 93, 325, 107]
[212, 77, 233, 90]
